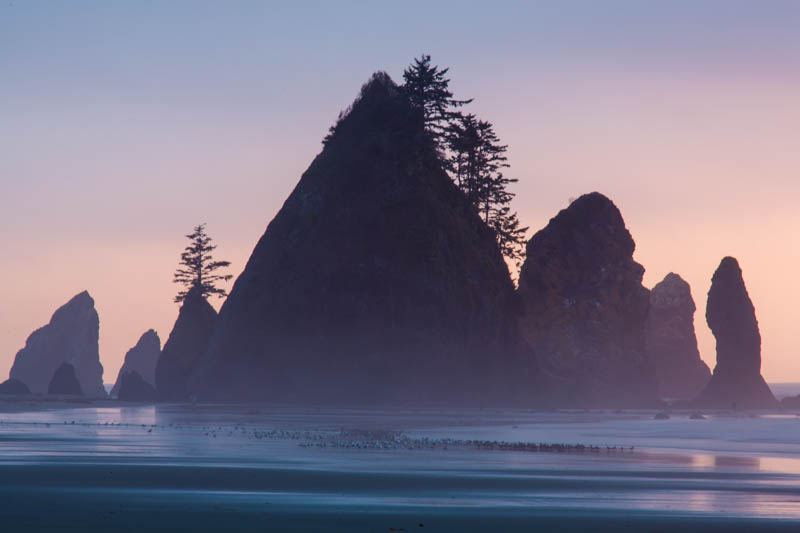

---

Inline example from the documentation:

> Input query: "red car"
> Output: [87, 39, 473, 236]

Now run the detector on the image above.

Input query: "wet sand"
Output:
[1, 404, 800, 531]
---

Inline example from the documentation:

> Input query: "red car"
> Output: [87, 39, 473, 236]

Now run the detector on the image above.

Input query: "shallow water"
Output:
[1, 404, 800, 531]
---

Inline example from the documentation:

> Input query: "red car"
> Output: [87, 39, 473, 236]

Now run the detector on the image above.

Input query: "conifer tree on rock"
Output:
[400, 54, 471, 156]
[155, 225, 229, 400]
[173, 223, 232, 303]
[400, 55, 527, 267]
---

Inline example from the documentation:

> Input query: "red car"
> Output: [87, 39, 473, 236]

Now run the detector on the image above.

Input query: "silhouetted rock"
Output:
[645, 273, 711, 399]
[118, 370, 157, 402]
[47, 362, 83, 396]
[693, 257, 777, 409]
[9, 291, 105, 397]
[781, 395, 800, 409]
[187, 73, 533, 404]
[517, 192, 658, 408]
[155, 287, 217, 400]
[0, 378, 30, 395]
[110, 329, 160, 398]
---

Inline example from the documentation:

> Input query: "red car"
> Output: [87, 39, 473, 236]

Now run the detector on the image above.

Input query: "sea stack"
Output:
[155, 287, 217, 400]
[118, 371, 157, 401]
[0, 379, 30, 395]
[517, 192, 658, 407]
[693, 257, 777, 408]
[187, 72, 532, 404]
[645, 273, 711, 400]
[9, 291, 105, 397]
[47, 362, 83, 396]
[111, 329, 160, 398]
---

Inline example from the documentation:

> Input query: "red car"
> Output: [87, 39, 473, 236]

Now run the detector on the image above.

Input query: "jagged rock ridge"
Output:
[111, 329, 161, 398]
[48, 362, 83, 396]
[693, 257, 777, 408]
[645, 273, 711, 399]
[9, 291, 105, 397]
[187, 72, 533, 404]
[517, 192, 658, 407]
[155, 287, 217, 400]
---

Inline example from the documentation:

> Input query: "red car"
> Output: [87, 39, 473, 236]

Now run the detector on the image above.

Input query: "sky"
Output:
[1, 1, 799, 384]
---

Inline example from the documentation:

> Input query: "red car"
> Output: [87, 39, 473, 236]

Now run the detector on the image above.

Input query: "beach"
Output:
[1, 402, 800, 531]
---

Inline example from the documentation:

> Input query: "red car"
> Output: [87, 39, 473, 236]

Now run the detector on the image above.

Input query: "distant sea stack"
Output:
[0, 379, 30, 395]
[9, 291, 105, 397]
[155, 287, 217, 400]
[645, 273, 711, 400]
[111, 329, 160, 398]
[118, 371, 157, 402]
[187, 73, 532, 404]
[693, 257, 777, 409]
[517, 192, 658, 407]
[47, 362, 83, 396]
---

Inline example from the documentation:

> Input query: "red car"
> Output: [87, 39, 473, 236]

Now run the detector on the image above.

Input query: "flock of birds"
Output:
[0, 418, 637, 455]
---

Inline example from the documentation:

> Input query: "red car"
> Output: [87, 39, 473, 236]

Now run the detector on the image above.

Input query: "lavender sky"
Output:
[1, 1, 799, 383]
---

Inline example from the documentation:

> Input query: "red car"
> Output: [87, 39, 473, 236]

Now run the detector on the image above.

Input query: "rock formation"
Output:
[0, 379, 30, 395]
[517, 192, 658, 407]
[781, 395, 800, 410]
[155, 287, 217, 400]
[47, 362, 83, 396]
[693, 257, 777, 409]
[9, 291, 105, 397]
[118, 370, 157, 402]
[187, 72, 533, 404]
[110, 329, 160, 398]
[645, 273, 711, 399]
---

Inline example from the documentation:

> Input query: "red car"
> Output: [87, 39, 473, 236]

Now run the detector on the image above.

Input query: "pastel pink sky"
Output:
[1, 2, 798, 383]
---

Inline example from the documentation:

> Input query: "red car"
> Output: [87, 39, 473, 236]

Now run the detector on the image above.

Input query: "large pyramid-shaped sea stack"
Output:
[517, 193, 658, 407]
[188, 73, 533, 404]
[9, 291, 105, 397]
[693, 257, 777, 409]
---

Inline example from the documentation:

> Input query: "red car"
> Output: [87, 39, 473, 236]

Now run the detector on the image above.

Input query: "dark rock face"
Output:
[0, 379, 30, 395]
[645, 273, 711, 399]
[118, 370, 157, 402]
[187, 73, 532, 404]
[694, 257, 777, 409]
[9, 291, 105, 397]
[155, 287, 217, 400]
[517, 192, 657, 407]
[111, 329, 161, 398]
[47, 362, 83, 396]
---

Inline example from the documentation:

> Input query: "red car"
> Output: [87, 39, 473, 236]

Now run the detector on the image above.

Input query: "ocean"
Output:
[2, 392, 800, 531]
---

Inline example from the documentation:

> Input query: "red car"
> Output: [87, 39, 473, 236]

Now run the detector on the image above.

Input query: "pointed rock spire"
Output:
[693, 257, 777, 408]
[9, 291, 105, 397]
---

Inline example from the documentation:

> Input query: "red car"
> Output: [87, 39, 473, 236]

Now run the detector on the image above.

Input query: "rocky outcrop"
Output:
[693, 257, 777, 409]
[9, 291, 105, 397]
[645, 273, 711, 399]
[517, 192, 658, 407]
[47, 362, 83, 396]
[187, 73, 533, 404]
[781, 395, 800, 410]
[155, 287, 217, 400]
[110, 330, 160, 398]
[0, 379, 30, 395]
[118, 370, 157, 402]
